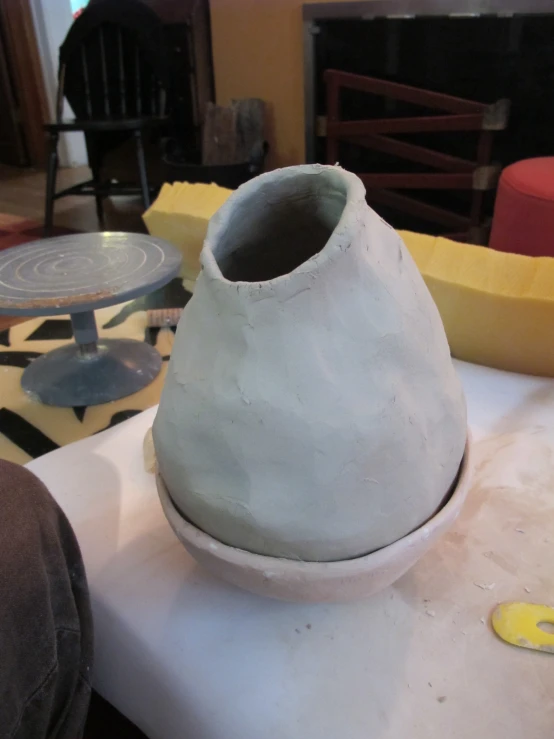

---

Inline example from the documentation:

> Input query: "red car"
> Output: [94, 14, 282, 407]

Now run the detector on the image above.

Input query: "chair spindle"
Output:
[99, 26, 110, 117]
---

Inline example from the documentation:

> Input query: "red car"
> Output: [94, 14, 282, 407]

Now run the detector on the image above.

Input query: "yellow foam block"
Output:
[143, 182, 232, 291]
[399, 230, 554, 377]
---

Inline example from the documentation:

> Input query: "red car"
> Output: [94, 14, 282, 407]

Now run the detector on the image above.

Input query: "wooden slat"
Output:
[150, 72, 157, 116]
[328, 114, 484, 137]
[98, 26, 110, 117]
[470, 131, 494, 227]
[232, 98, 265, 161]
[359, 173, 474, 189]
[202, 102, 238, 165]
[79, 49, 92, 118]
[324, 69, 487, 114]
[117, 28, 126, 116]
[135, 45, 142, 115]
[367, 188, 470, 230]
[345, 133, 476, 173]
[326, 74, 340, 164]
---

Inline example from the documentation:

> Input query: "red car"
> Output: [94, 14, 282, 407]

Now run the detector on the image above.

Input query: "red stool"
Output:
[489, 157, 554, 257]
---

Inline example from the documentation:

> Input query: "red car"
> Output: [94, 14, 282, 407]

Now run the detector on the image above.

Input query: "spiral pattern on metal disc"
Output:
[0, 233, 182, 315]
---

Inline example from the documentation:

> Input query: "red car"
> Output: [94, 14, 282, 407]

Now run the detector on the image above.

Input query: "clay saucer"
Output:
[156, 435, 472, 602]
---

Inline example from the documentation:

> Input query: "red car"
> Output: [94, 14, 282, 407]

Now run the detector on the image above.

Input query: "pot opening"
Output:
[212, 170, 348, 282]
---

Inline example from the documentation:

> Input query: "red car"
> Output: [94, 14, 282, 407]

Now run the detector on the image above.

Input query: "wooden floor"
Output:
[0, 163, 145, 233]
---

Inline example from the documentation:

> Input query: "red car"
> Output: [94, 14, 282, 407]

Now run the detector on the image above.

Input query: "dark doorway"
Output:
[305, 2, 554, 236]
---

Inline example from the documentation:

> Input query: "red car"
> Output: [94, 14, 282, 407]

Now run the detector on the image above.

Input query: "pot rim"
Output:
[200, 164, 368, 296]
[157, 431, 472, 575]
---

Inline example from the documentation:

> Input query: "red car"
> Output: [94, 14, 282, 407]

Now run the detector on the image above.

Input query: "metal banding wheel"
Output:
[0, 232, 182, 407]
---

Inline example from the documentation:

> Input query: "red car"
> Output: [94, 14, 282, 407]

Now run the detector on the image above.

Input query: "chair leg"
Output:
[134, 129, 151, 209]
[92, 170, 105, 230]
[87, 134, 105, 230]
[44, 132, 59, 238]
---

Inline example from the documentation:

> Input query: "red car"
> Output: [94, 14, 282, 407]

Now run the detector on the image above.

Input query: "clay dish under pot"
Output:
[156, 434, 472, 603]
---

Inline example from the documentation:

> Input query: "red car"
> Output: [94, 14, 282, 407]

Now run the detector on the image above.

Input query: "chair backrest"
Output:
[57, 0, 169, 121]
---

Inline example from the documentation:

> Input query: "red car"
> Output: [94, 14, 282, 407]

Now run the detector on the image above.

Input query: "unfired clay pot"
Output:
[155, 438, 471, 602]
[153, 164, 467, 563]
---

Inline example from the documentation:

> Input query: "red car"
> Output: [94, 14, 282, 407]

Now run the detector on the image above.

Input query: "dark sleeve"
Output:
[0, 460, 93, 739]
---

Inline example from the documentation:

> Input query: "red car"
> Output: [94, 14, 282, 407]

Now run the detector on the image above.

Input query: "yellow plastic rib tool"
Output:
[492, 602, 554, 653]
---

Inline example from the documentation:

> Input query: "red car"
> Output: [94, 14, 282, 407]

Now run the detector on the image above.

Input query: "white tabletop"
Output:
[28, 361, 554, 739]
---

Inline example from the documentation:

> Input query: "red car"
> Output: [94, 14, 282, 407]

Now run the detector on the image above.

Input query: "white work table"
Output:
[28, 361, 554, 739]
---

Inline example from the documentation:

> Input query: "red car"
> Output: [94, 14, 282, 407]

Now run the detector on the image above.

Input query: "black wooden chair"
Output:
[44, 0, 169, 236]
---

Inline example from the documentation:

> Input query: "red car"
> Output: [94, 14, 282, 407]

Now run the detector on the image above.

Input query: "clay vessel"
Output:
[153, 165, 466, 562]
[156, 437, 471, 602]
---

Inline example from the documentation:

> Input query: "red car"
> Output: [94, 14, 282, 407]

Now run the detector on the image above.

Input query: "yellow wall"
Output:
[210, 0, 354, 170]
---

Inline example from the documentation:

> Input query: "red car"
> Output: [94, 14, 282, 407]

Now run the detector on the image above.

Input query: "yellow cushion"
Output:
[400, 230, 554, 377]
[143, 182, 233, 291]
